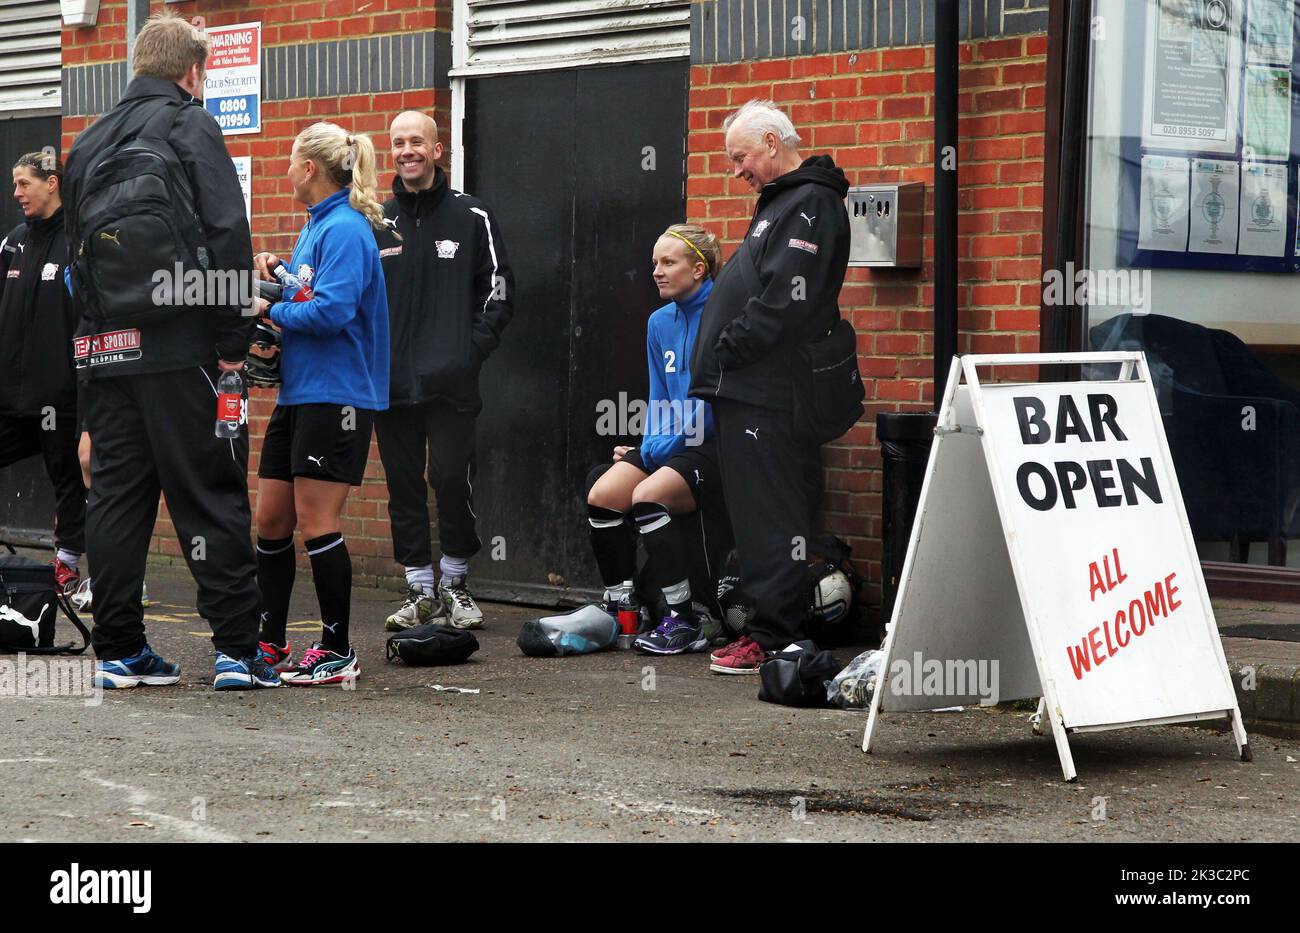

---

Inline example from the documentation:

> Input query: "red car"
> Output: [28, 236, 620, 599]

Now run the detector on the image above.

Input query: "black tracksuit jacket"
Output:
[689, 156, 851, 411]
[376, 169, 514, 413]
[62, 77, 254, 376]
[0, 209, 78, 416]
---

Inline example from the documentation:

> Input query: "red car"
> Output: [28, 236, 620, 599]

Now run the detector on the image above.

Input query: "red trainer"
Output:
[257, 640, 293, 671]
[53, 559, 80, 596]
[709, 636, 766, 674]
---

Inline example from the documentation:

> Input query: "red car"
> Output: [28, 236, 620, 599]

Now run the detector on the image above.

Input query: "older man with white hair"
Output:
[689, 98, 851, 674]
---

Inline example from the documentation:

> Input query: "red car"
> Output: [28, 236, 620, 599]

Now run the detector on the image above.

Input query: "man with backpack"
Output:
[63, 13, 277, 690]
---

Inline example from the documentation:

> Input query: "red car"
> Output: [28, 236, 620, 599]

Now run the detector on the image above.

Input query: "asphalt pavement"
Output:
[2, 559, 1297, 842]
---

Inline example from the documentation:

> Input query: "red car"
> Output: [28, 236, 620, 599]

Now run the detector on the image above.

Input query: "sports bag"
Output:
[386, 623, 479, 666]
[69, 99, 208, 328]
[792, 317, 865, 444]
[0, 555, 90, 654]
[758, 640, 843, 708]
[733, 231, 864, 444]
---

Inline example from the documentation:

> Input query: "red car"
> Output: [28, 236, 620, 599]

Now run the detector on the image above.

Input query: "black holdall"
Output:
[0, 555, 90, 655]
[385, 623, 479, 666]
[732, 236, 864, 444]
[757, 640, 843, 708]
[793, 317, 866, 444]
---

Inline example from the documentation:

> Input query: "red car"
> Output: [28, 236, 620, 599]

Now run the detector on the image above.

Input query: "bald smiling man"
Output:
[373, 111, 515, 633]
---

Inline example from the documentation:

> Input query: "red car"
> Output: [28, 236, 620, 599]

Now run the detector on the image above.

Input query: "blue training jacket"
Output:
[270, 188, 390, 410]
[639, 278, 715, 472]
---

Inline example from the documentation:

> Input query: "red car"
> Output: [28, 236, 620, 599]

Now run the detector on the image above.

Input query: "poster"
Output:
[1142, 0, 1241, 155]
[1237, 161, 1287, 256]
[1188, 158, 1239, 253]
[1138, 155, 1191, 252]
[232, 156, 252, 224]
[1247, 0, 1294, 65]
[1243, 66, 1291, 160]
[203, 22, 261, 136]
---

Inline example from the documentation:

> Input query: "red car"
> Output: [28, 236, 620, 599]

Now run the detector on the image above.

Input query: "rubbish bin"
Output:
[878, 411, 938, 628]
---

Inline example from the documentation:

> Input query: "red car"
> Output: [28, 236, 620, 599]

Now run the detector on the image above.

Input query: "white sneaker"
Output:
[438, 577, 484, 630]
[67, 578, 151, 614]
[69, 577, 93, 613]
[385, 584, 442, 631]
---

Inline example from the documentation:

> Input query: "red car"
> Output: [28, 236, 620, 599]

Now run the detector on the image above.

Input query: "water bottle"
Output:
[270, 260, 314, 302]
[215, 368, 243, 438]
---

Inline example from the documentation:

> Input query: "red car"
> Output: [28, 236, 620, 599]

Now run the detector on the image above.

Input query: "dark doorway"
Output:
[0, 115, 63, 545]
[463, 60, 688, 604]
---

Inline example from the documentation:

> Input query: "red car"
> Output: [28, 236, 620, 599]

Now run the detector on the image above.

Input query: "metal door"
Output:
[463, 60, 688, 604]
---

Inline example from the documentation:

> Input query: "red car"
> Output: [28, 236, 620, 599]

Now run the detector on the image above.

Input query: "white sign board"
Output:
[232, 156, 252, 224]
[862, 353, 1249, 781]
[204, 22, 261, 136]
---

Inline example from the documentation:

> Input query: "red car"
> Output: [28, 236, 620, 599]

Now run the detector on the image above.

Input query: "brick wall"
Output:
[686, 33, 1047, 615]
[62, 0, 451, 581]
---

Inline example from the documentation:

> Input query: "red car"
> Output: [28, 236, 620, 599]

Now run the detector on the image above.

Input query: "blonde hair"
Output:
[132, 12, 210, 81]
[294, 122, 393, 236]
[663, 223, 722, 279]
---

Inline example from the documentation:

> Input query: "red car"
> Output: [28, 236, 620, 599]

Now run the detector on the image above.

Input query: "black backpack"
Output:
[69, 99, 208, 327]
[0, 555, 90, 655]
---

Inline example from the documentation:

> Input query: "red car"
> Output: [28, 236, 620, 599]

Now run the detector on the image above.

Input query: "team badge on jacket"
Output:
[751, 220, 770, 238]
[41, 262, 59, 281]
[435, 239, 459, 259]
[298, 264, 315, 284]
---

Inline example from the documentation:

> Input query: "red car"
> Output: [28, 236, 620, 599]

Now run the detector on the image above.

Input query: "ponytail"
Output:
[295, 122, 398, 239]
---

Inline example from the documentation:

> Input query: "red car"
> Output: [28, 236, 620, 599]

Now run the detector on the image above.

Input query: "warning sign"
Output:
[204, 22, 262, 136]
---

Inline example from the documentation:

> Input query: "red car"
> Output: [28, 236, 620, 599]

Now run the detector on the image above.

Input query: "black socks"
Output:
[256, 536, 295, 645]
[587, 504, 636, 589]
[306, 532, 352, 654]
[632, 501, 692, 616]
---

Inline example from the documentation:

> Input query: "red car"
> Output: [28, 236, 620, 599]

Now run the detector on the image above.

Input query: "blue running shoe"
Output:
[214, 652, 282, 690]
[93, 644, 181, 689]
[633, 614, 708, 655]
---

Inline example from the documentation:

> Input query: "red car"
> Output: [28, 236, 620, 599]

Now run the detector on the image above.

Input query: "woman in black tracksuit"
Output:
[0, 152, 85, 592]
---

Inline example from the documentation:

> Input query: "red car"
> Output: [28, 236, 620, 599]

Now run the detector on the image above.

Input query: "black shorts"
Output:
[621, 442, 724, 511]
[257, 403, 375, 486]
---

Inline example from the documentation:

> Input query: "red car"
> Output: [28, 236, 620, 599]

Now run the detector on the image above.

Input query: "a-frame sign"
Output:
[862, 353, 1250, 781]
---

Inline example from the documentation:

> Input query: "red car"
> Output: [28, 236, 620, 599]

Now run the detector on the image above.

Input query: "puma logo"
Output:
[307, 455, 325, 468]
[0, 602, 49, 640]
[745, 428, 760, 440]
[98, 230, 122, 246]
[800, 212, 816, 227]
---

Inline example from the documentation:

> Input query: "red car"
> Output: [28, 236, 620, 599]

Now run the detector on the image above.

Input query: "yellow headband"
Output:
[666, 230, 709, 271]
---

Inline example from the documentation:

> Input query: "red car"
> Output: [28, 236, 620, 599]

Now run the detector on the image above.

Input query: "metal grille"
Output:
[0, 0, 60, 114]
[454, 0, 690, 76]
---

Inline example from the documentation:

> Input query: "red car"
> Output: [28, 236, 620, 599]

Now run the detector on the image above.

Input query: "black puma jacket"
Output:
[689, 155, 851, 411]
[376, 168, 515, 413]
[0, 209, 78, 416]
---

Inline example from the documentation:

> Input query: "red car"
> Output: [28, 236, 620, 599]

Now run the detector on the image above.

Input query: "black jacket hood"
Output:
[757, 155, 849, 212]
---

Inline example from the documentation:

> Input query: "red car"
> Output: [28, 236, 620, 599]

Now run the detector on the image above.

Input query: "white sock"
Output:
[439, 554, 470, 583]
[56, 549, 80, 570]
[405, 564, 435, 593]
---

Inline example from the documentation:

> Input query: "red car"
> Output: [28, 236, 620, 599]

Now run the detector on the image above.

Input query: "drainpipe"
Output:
[933, 0, 959, 407]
